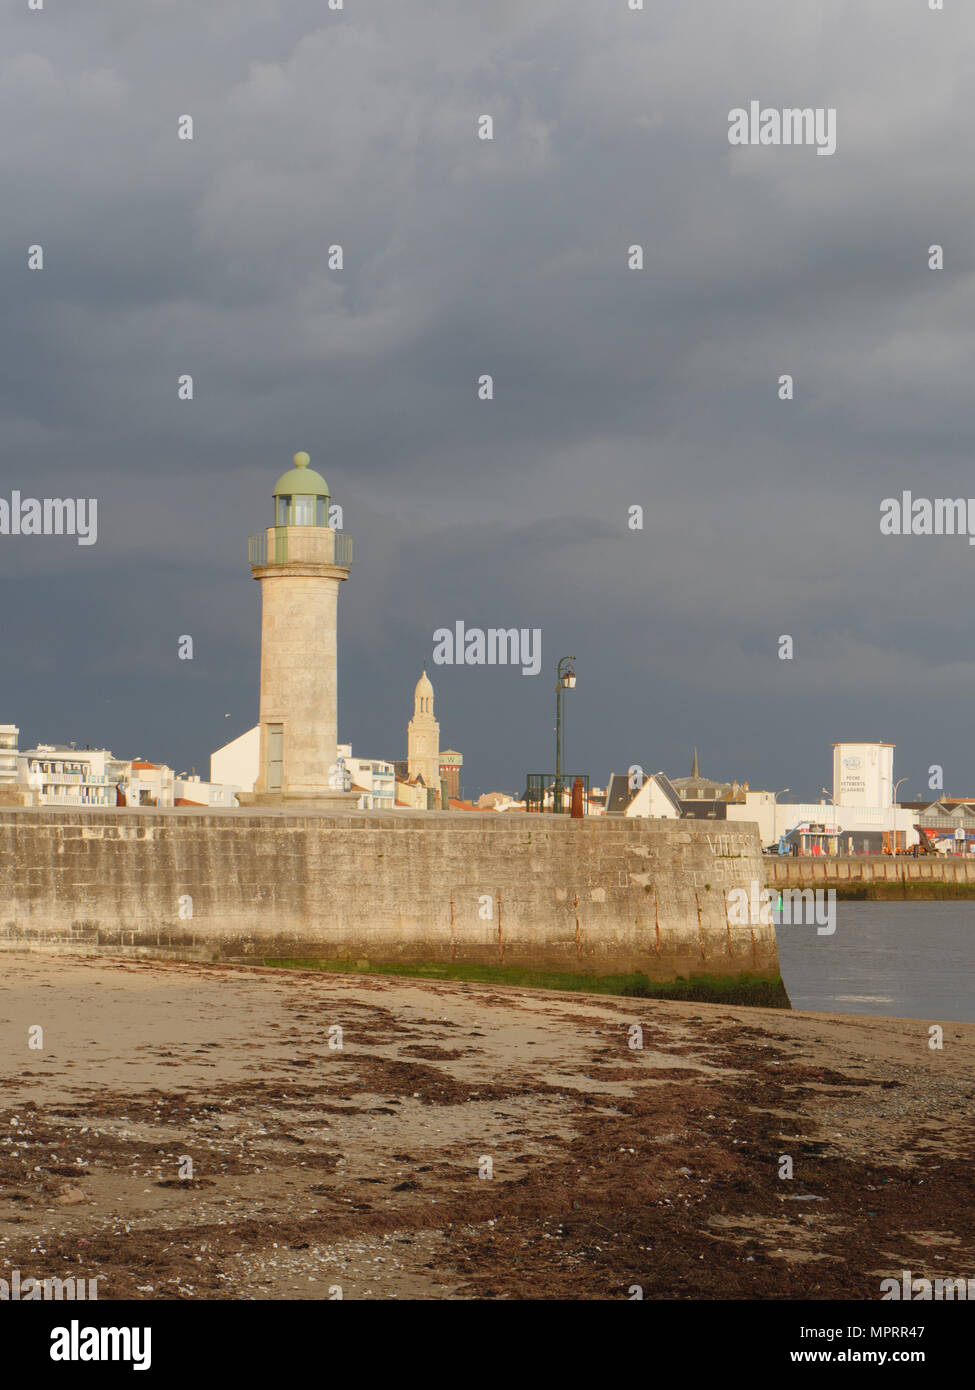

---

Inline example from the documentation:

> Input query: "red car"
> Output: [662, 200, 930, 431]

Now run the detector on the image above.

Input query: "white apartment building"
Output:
[0, 725, 19, 784]
[336, 744, 395, 810]
[22, 745, 120, 807]
[15, 742, 238, 810]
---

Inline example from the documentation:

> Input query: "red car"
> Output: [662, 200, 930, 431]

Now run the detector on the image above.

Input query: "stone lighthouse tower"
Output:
[245, 451, 354, 806]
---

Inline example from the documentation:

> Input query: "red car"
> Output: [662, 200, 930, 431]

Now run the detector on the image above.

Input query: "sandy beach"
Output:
[1, 951, 973, 1300]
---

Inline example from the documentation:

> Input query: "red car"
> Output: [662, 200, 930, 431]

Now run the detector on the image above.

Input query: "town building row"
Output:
[605, 742, 975, 854]
[0, 668, 465, 813]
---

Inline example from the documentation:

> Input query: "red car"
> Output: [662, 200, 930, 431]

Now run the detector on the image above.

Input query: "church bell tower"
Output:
[407, 669, 440, 790]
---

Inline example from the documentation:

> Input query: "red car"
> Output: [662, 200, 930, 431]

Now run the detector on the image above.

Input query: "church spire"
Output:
[414, 668, 434, 717]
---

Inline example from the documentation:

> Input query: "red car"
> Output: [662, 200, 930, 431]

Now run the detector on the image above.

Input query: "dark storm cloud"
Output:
[1, 0, 973, 798]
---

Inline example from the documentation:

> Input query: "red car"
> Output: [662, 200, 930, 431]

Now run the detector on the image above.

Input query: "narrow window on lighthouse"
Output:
[294, 495, 313, 526]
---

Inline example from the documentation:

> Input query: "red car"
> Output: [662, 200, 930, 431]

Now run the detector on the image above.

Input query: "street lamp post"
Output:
[821, 789, 838, 855]
[770, 787, 789, 848]
[892, 777, 908, 855]
[554, 656, 576, 813]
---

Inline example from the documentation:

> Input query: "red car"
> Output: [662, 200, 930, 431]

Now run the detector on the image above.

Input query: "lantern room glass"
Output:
[274, 493, 329, 526]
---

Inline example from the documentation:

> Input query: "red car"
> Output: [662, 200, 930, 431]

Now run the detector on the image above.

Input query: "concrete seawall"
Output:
[768, 856, 975, 892]
[0, 807, 780, 982]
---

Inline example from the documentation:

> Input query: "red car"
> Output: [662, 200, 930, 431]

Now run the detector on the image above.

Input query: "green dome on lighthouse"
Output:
[273, 450, 330, 499]
[272, 451, 331, 527]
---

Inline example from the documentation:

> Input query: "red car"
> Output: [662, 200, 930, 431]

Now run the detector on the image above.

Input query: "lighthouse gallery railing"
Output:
[248, 530, 354, 566]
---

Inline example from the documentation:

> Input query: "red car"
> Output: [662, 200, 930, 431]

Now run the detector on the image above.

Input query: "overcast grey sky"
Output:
[2, 0, 973, 801]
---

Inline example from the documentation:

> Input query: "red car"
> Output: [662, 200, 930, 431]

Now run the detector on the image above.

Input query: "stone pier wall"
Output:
[0, 807, 778, 981]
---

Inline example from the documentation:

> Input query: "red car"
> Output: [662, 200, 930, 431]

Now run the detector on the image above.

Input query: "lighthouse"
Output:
[244, 451, 355, 806]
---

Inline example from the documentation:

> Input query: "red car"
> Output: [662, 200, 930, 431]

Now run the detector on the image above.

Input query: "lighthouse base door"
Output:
[266, 724, 283, 792]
